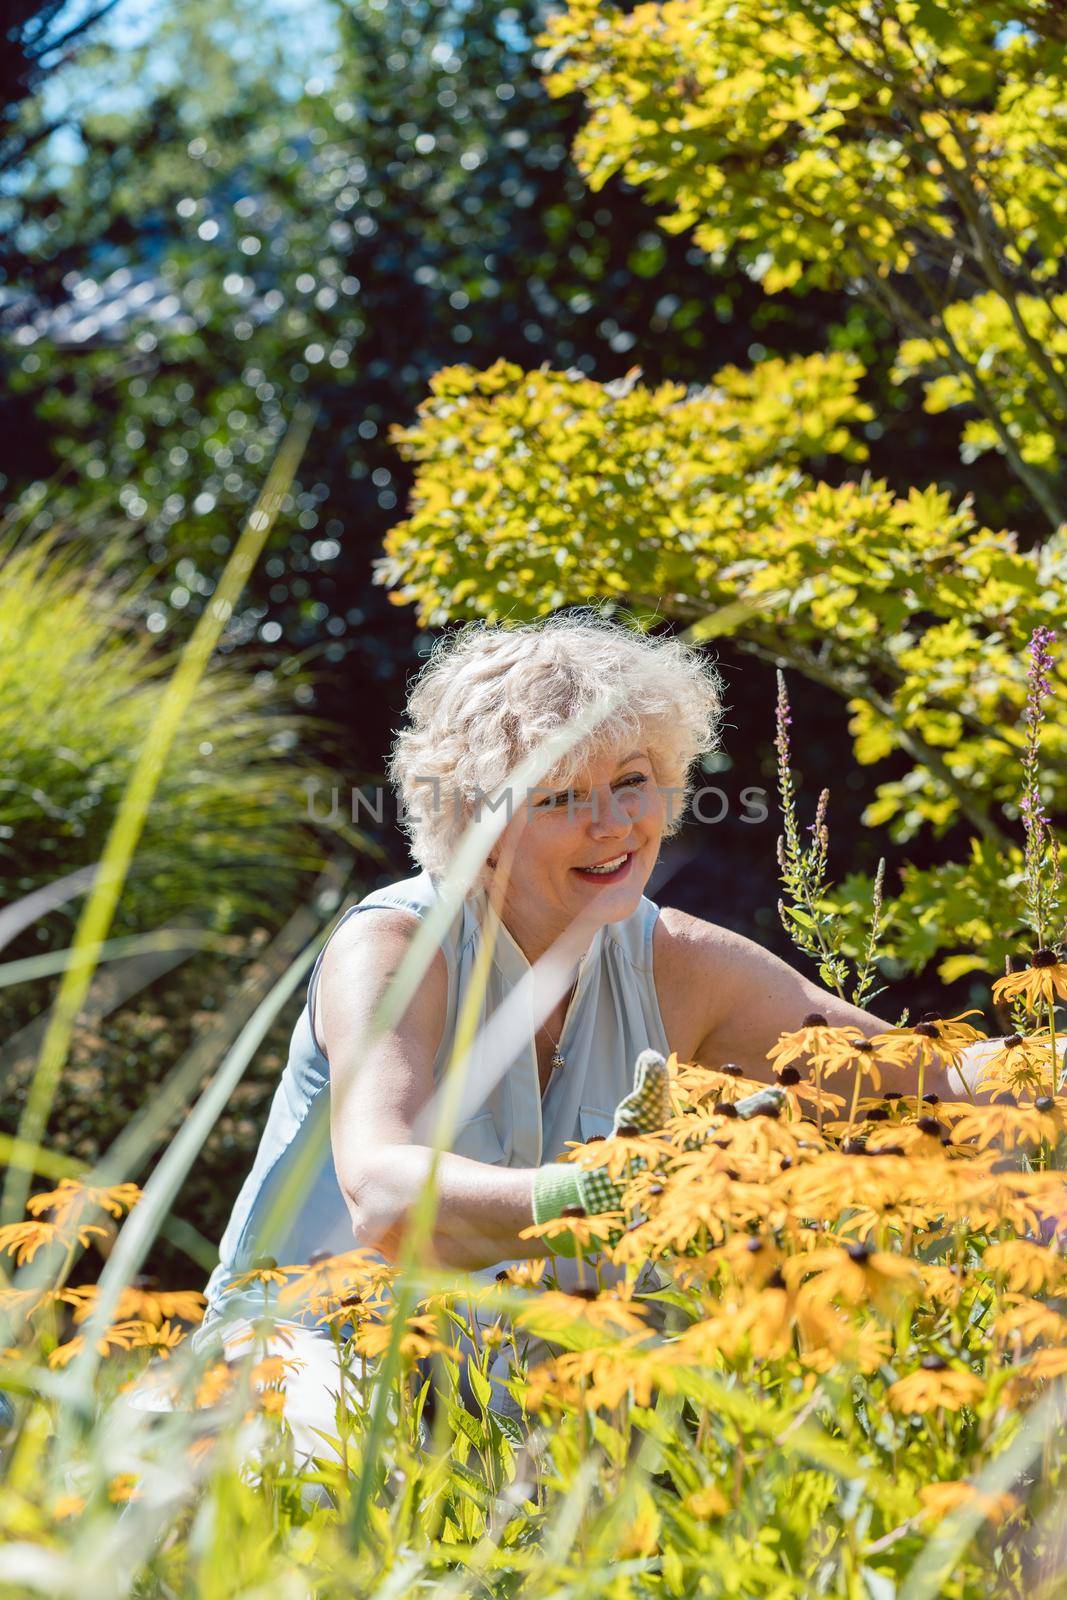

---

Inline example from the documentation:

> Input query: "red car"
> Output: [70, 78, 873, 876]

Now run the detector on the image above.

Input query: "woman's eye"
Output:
[617, 773, 648, 790]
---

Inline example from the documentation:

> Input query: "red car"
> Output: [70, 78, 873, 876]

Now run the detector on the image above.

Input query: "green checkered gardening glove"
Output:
[530, 1048, 672, 1258]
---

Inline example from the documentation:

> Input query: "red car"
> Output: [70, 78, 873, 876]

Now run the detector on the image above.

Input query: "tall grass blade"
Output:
[3, 406, 313, 1223]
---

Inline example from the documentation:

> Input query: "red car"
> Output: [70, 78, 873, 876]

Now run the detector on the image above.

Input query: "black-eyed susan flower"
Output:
[993, 950, 1067, 1012]
[47, 1320, 143, 1368]
[354, 1312, 456, 1364]
[951, 1101, 1064, 1154]
[0, 1217, 109, 1266]
[783, 1243, 920, 1315]
[522, 1335, 658, 1411]
[127, 1319, 187, 1357]
[885, 1355, 985, 1413]
[994, 1293, 1067, 1352]
[89, 1283, 206, 1328]
[974, 1033, 1055, 1098]
[278, 1247, 392, 1316]
[765, 1013, 844, 1075]
[512, 1287, 651, 1342]
[984, 1239, 1065, 1294]
[223, 1257, 305, 1292]
[869, 1018, 975, 1111]
[26, 1180, 142, 1224]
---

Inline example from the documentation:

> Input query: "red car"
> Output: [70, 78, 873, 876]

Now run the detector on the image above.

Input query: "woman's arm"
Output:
[664, 913, 991, 1102]
[320, 908, 546, 1273]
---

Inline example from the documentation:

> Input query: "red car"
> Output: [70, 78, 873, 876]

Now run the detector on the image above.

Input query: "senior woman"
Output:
[184, 611, 974, 1458]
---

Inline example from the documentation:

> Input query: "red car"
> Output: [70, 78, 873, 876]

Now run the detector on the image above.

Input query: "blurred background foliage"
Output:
[1, 0, 1063, 1271]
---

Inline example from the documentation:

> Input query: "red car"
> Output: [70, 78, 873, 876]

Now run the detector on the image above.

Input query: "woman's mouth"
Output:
[572, 851, 633, 885]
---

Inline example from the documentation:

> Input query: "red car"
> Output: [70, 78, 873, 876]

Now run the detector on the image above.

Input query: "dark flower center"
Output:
[1032, 949, 1058, 967]
[570, 1286, 599, 1301]
[561, 1204, 587, 1219]
[777, 1065, 801, 1085]
[1004, 1034, 1024, 1049]
[720, 1063, 745, 1078]
[920, 1354, 947, 1371]
[746, 1237, 764, 1254]
[917, 1116, 943, 1136]
[914, 1022, 940, 1039]
[718, 1102, 739, 1119]
[1036, 1095, 1056, 1113]
[847, 1243, 871, 1264]
[802, 1013, 828, 1028]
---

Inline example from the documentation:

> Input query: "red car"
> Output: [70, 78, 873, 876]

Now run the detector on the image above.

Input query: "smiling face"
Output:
[484, 744, 667, 962]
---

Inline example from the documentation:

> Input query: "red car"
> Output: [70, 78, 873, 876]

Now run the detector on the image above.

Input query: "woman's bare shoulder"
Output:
[314, 905, 449, 1053]
[651, 906, 750, 1060]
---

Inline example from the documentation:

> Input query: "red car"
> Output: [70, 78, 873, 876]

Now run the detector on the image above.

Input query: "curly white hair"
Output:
[386, 607, 726, 887]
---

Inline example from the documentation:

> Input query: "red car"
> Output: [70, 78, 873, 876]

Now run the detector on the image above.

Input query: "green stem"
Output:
[847, 1066, 864, 1132]
[1048, 1000, 1060, 1098]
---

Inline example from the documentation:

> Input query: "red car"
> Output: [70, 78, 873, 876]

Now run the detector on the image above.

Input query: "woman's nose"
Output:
[586, 788, 635, 837]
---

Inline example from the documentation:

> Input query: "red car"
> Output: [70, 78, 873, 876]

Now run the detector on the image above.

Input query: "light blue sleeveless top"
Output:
[202, 868, 671, 1318]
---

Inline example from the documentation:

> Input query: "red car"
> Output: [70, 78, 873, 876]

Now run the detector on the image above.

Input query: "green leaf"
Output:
[785, 905, 817, 930]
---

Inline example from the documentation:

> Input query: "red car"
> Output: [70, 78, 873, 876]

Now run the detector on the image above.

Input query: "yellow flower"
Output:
[994, 1293, 1067, 1351]
[83, 1284, 206, 1327]
[47, 1320, 143, 1368]
[984, 1239, 1065, 1294]
[126, 1319, 187, 1357]
[195, 1361, 235, 1409]
[993, 950, 1067, 1012]
[26, 1180, 142, 1224]
[494, 1259, 547, 1289]
[278, 1248, 393, 1327]
[765, 1015, 849, 1074]
[886, 1357, 985, 1413]
[809, 1034, 887, 1092]
[522, 1336, 658, 1410]
[513, 1287, 652, 1342]
[785, 1243, 921, 1315]
[710, 1232, 787, 1290]
[974, 1033, 1054, 1097]
[565, 1128, 666, 1180]
[519, 1212, 626, 1252]
[951, 1101, 1064, 1153]
[354, 1312, 457, 1364]
[0, 1218, 108, 1266]
[223, 1258, 306, 1292]
[919, 1481, 1019, 1526]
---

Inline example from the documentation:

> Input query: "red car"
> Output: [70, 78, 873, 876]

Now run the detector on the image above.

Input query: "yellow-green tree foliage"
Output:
[374, 0, 1067, 983]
